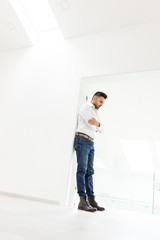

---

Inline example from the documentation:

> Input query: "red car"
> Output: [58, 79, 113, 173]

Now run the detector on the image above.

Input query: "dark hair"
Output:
[93, 91, 107, 99]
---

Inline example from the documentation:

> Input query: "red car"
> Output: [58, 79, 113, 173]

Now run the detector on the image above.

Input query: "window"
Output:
[10, 0, 58, 33]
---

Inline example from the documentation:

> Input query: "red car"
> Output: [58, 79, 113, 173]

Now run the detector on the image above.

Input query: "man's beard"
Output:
[93, 103, 99, 109]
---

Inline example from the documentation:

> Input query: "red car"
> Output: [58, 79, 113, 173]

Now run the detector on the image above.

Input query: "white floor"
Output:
[0, 195, 160, 240]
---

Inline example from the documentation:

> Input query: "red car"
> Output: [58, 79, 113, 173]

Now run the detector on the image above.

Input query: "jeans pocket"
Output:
[74, 138, 78, 150]
[74, 143, 77, 150]
[74, 137, 81, 151]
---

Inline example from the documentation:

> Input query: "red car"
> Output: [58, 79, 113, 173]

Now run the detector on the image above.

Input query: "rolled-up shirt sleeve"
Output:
[96, 121, 103, 133]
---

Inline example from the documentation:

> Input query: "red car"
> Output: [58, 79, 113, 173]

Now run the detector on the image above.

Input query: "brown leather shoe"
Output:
[78, 196, 97, 212]
[88, 196, 105, 211]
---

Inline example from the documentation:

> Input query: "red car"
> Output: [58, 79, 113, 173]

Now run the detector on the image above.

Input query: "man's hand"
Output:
[88, 118, 100, 127]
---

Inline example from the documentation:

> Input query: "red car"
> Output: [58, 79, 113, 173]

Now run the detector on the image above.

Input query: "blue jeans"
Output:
[74, 135, 95, 197]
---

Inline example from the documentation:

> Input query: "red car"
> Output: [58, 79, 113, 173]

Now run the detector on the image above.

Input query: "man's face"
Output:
[93, 96, 105, 109]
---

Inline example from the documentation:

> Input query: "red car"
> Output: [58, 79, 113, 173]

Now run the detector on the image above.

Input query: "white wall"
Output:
[71, 21, 160, 76]
[0, 30, 80, 205]
[0, 20, 160, 205]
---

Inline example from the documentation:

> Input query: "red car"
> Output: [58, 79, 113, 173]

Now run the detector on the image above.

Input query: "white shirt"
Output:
[76, 102, 103, 139]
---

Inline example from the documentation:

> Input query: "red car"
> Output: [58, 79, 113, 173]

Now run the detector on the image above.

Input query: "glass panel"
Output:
[82, 70, 160, 214]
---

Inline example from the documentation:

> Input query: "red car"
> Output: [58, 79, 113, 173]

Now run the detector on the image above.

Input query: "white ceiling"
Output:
[49, 0, 160, 38]
[0, 0, 160, 51]
[0, 0, 32, 52]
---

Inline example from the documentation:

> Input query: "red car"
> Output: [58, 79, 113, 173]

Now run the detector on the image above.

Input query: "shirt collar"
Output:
[88, 102, 96, 109]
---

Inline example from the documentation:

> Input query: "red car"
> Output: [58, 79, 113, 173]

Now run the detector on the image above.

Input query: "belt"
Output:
[76, 133, 94, 142]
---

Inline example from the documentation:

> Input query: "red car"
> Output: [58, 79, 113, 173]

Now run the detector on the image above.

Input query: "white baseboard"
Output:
[0, 191, 60, 206]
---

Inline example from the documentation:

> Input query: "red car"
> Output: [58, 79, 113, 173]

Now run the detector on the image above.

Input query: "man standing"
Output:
[74, 92, 107, 212]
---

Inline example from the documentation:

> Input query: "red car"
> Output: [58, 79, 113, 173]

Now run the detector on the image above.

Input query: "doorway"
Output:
[72, 70, 160, 214]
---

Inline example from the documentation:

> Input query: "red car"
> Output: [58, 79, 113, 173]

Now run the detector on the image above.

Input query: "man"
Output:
[74, 91, 107, 212]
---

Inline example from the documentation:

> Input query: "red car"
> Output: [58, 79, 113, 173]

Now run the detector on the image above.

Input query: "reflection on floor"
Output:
[0, 194, 160, 240]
